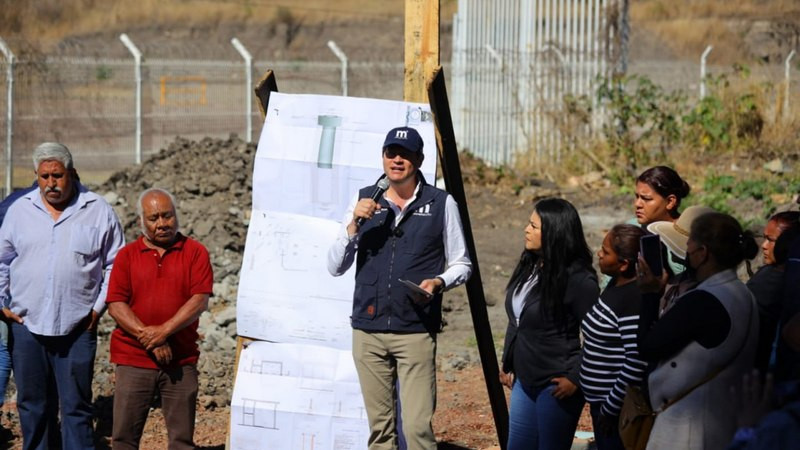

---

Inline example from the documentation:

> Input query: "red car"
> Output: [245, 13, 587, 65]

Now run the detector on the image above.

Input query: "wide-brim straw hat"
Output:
[647, 206, 716, 259]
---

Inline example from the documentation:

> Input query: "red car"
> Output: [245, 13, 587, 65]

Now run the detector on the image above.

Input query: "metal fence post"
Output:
[231, 38, 253, 143]
[0, 37, 14, 198]
[700, 45, 713, 100]
[785, 50, 796, 122]
[327, 40, 348, 97]
[120, 33, 143, 164]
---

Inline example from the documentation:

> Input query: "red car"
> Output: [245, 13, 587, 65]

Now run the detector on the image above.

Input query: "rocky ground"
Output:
[0, 135, 633, 449]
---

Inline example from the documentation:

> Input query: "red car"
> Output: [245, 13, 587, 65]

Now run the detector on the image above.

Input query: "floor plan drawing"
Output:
[245, 359, 284, 376]
[239, 398, 280, 429]
[231, 342, 369, 449]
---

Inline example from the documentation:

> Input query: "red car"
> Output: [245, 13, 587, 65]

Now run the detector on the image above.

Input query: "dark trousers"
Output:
[589, 402, 625, 450]
[10, 321, 97, 450]
[111, 364, 199, 450]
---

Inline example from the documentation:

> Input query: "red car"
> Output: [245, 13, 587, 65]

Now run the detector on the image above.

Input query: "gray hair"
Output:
[136, 188, 178, 220]
[32, 142, 74, 170]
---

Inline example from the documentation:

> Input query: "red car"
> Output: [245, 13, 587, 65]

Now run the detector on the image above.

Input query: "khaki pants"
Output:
[352, 330, 437, 450]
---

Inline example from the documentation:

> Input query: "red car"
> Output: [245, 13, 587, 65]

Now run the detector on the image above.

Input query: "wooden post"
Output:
[405, 2, 508, 446]
[404, 0, 439, 102]
[428, 67, 509, 449]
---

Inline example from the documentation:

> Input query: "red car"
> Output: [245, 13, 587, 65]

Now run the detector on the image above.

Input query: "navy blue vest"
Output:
[352, 175, 448, 334]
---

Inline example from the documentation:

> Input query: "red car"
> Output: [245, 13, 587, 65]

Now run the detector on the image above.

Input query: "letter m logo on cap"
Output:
[395, 130, 408, 139]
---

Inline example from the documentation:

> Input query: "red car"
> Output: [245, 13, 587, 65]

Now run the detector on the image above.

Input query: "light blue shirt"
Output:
[0, 183, 125, 336]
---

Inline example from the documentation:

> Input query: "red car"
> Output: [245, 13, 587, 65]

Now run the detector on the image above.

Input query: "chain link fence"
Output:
[0, 54, 406, 197]
[1, 42, 798, 197]
[630, 60, 800, 97]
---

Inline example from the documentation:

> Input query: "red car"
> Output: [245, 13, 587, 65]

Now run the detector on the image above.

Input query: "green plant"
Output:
[682, 94, 730, 150]
[686, 172, 800, 228]
[577, 75, 686, 174]
[95, 65, 112, 81]
[538, 63, 795, 199]
[682, 70, 767, 153]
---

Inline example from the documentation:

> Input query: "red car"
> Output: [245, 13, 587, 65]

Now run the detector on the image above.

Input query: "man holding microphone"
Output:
[328, 126, 472, 450]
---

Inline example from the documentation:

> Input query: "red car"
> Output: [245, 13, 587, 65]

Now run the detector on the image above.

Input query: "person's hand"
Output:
[596, 412, 619, 435]
[138, 325, 170, 351]
[550, 377, 578, 399]
[86, 310, 100, 331]
[637, 255, 669, 294]
[152, 343, 173, 365]
[412, 278, 443, 305]
[419, 277, 444, 295]
[499, 370, 515, 389]
[348, 198, 382, 234]
[1, 307, 23, 324]
[731, 369, 774, 428]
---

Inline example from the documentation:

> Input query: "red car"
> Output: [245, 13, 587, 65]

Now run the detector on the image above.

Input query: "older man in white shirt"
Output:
[0, 142, 124, 450]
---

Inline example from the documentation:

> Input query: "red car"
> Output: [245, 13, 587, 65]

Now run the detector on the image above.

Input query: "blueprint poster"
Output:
[231, 93, 436, 449]
[236, 93, 436, 346]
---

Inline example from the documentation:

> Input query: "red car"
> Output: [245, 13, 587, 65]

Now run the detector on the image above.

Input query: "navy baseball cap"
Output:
[382, 126, 424, 153]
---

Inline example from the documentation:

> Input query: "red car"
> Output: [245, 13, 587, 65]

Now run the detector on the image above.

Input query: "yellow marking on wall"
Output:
[159, 76, 208, 106]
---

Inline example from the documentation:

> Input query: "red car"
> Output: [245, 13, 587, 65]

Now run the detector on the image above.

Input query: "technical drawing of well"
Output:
[316, 115, 342, 169]
[245, 213, 330, 274]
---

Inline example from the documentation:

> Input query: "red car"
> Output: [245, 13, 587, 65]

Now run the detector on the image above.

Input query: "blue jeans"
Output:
[507, 381, 585, 450]
[0, 320, 11, 407]
[589, 402, 625, 450]
[10, 322, 97, 450]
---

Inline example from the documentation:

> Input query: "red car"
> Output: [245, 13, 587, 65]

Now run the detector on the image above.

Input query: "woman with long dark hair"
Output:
[500, 198, 599, 450]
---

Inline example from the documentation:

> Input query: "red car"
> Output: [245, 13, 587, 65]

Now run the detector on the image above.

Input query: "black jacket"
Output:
[502, 262, 598, 388]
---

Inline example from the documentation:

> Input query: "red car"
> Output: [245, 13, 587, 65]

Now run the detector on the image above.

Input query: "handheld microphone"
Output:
[355, 178, 390, 227]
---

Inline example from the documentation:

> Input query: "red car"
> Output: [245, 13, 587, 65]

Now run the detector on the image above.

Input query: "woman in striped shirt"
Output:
[580, 224, 648, 450]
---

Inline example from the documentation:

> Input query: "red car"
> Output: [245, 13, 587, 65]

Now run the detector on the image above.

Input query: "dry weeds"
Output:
[1, 0, 459, 47]
[632, 0, 800, 63]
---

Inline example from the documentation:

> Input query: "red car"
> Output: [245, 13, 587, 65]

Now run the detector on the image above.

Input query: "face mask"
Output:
[678, 258, 697, 283]
[683, 245, 708, 278]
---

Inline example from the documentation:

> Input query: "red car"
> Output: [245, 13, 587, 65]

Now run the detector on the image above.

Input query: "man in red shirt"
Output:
[106, 188, 213, 450]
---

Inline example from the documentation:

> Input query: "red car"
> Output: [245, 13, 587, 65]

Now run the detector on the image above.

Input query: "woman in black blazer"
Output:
[500, 198, 599, 450]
